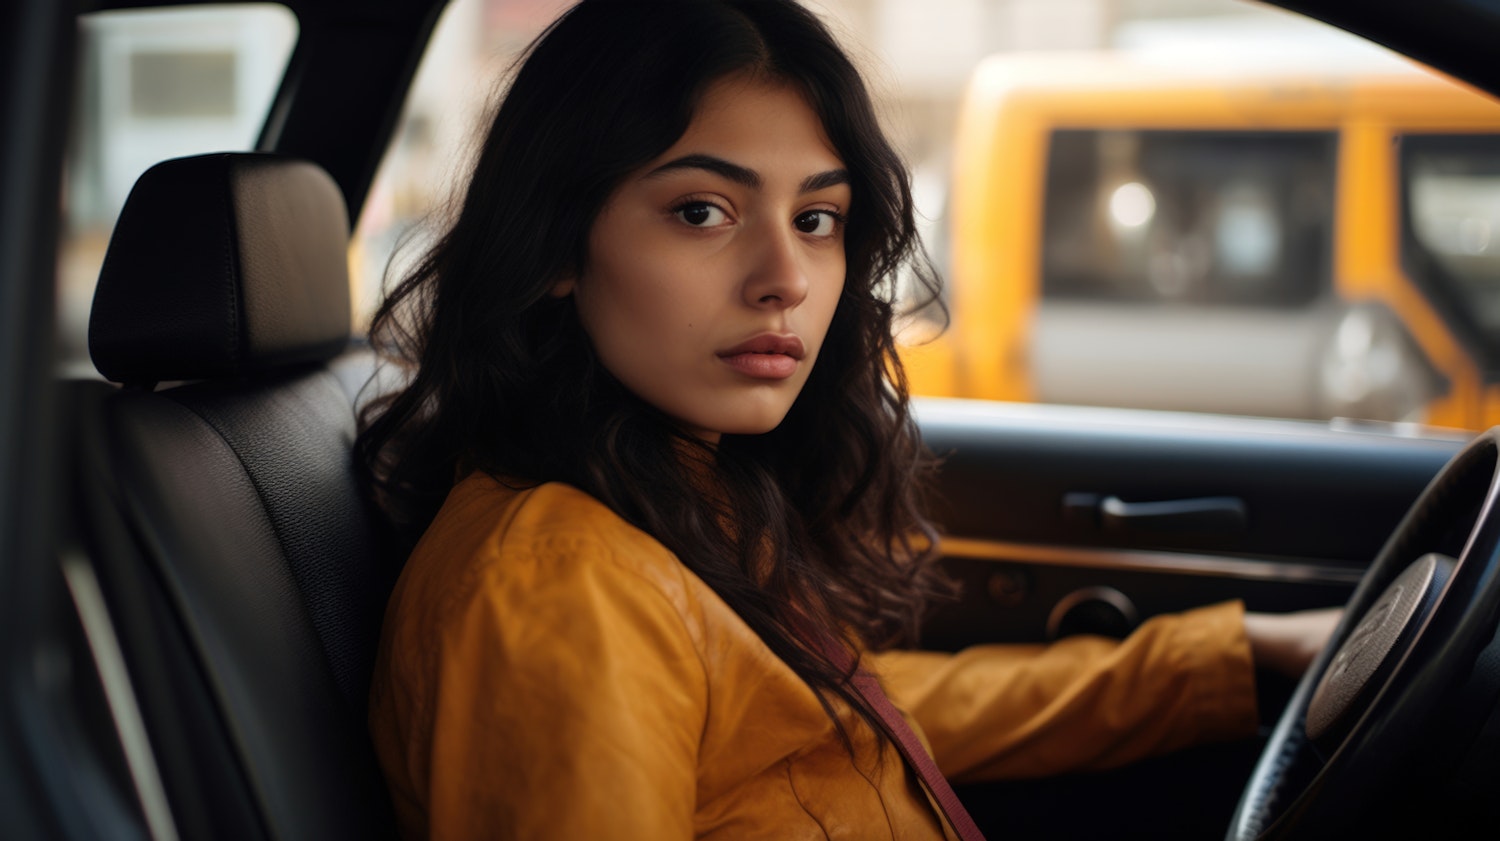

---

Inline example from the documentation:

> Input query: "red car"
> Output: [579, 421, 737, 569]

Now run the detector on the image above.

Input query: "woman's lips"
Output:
[718, 333, 805, 380]
[720, 352, 798, 379]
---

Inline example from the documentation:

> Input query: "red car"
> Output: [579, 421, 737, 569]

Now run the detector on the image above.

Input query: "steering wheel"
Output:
[1228, 428, 1500, 839]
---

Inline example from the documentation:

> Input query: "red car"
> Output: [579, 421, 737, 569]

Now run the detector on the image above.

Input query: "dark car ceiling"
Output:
[1272, 0, 1500, 100]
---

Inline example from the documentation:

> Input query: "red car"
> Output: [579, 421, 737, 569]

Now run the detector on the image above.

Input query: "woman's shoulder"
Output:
[374, 474, 713, 737]
[404, 471, 693, 611]
[435, 471, 653, 551]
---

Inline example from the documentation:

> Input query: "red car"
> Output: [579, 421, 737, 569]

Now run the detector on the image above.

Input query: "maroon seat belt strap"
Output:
[817, 636, 987, 841]
[846, 668, 988, 841]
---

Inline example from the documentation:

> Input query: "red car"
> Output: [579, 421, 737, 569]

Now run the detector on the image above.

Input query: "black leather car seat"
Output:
[68, 152, 400, 840]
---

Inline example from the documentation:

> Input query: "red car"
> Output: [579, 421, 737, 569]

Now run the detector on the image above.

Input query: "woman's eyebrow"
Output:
[645, 153, 850, 194]
[646, 154, 761, 188]
[800, 169, 850, 193]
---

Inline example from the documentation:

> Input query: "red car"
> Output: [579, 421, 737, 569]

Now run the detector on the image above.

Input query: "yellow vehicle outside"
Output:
[902, 52, 1500, 429]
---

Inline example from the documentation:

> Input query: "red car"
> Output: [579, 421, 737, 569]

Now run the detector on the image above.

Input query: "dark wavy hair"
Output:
[357, 0, 949, 745]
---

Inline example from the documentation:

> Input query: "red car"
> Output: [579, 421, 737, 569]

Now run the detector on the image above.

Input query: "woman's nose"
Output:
[742, 227, 810, 309]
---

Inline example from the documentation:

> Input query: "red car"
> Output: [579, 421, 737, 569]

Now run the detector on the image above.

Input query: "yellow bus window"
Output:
[1041, 130, 1335, 308]
[1403, 134, 1500, 373]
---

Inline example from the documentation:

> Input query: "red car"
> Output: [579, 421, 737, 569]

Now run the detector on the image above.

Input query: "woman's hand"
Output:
[1243, 608, 1344, 678]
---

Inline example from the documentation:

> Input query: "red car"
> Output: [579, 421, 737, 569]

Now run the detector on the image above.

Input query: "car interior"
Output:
[3, 0, 1500, 839]
[70, 151, 399, 840]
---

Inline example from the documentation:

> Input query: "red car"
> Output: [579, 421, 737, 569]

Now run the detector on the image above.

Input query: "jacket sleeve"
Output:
[869, 600, 1257, 783]
[418, 536, 707, 840]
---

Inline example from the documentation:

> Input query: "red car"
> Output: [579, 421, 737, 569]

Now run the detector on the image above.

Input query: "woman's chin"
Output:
[677, 409, 794, 442]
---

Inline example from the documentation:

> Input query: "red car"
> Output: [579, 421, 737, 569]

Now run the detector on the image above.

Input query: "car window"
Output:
[351, 0, 572, 331]
[58, 4, 297, 376]
[354, 0, 1500, 430]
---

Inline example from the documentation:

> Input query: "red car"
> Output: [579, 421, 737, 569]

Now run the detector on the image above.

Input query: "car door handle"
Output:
[1063, 492, 1248, 535]
[1101, 494, 1247, 534]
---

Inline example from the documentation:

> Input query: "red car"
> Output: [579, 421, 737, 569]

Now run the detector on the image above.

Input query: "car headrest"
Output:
[90, 153, 352, 385]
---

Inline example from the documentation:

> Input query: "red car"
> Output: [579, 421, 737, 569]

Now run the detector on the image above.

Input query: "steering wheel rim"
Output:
[1228, 427, 1500, 840]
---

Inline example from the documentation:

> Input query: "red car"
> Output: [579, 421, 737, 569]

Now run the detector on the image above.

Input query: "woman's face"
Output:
[557, 74, 849, 444]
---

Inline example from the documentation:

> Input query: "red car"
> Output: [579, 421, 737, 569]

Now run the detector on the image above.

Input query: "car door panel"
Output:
[919, 397, 1469, 837]
[914, 398, 1467, 650]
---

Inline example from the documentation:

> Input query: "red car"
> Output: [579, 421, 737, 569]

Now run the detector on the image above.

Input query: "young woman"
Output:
[358, 1, 1335, 838]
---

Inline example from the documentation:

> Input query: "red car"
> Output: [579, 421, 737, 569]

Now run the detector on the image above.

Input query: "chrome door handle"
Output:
[1063, 492, 1248, 534]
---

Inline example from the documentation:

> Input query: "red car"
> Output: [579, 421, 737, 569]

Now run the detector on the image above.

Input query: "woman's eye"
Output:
[674, 202, 728, 227]
[794, 210, 841, 237]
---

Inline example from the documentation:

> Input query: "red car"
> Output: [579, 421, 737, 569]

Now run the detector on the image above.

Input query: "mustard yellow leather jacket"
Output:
[369, 473, 1256, 840]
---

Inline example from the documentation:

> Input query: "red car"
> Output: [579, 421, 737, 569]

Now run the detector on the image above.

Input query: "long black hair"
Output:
[358, 0, 949, 747]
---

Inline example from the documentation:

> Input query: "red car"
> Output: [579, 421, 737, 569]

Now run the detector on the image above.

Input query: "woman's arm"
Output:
[869, 601, 1258, 783]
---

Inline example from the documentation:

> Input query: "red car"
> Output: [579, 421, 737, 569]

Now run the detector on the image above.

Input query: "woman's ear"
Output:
[549, 276, 576, 298]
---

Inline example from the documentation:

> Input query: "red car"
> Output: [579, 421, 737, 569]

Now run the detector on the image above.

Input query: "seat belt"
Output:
[822, 641, 987, 841]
